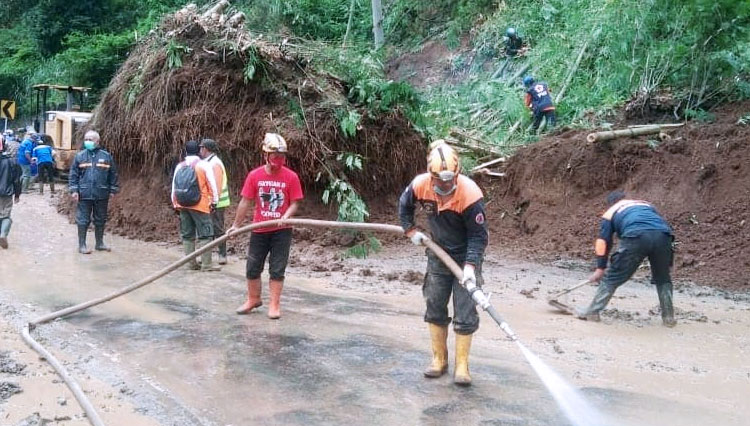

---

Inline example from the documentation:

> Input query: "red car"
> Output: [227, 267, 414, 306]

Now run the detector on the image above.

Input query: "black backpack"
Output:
[174, 162, 201, 206]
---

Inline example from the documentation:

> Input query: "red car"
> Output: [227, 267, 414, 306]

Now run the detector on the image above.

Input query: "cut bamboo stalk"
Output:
[554, 38, 591, 104]
[471, 168, 506, 177]
[586, 123, 684, 143]
[203, 0, 229, 18]
[227, 11, 245, 27]
[471, 155, 507, 171]
[628, 123, 684, 128]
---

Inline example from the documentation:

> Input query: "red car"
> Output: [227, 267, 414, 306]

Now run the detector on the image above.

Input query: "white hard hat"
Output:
[262, 133, 288, 153]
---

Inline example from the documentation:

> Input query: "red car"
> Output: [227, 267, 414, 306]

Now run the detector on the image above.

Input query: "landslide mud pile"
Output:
[484, 102, 750, 290]
[81, 4, 423, 240]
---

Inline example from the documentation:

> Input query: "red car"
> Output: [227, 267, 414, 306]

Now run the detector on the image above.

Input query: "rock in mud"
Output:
[401, 270, 423, 284]
[0, 352, 27, 375]
[0, 381, 22, 400]
[14, 413, 53, 426]
[519, 287, 539, 298]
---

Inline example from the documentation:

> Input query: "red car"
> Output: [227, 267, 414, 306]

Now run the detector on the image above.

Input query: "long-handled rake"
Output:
[548, 279, 590, 315]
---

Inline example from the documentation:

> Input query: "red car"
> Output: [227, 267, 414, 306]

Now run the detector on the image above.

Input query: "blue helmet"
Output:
[523, 75, 534, 87]
[506, 27, 516, 37]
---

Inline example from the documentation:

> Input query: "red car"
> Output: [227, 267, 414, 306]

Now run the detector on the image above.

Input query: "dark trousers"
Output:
[532, 109, 556, 131]
[211, 207, 227, 256]
[423, 251, 482, 335]
[586, 231, 674, 320]
[246, 229, 293, 280]
[37, 162, 55, 183]
[179, 209, 214, 242]
[76, 199, 109, 227]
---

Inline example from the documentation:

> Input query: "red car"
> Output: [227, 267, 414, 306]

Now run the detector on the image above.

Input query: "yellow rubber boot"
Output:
[454, 333, 473, 386]
[267, 279, 283, 319]
[423, 324, 449, 378]
[236, 279, 262, 314]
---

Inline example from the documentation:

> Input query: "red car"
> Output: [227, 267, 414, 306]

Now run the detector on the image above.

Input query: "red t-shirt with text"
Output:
[240, 165, 304, 233]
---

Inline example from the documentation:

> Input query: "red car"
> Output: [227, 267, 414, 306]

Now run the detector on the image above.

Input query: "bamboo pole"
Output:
[586, 123, 684, 143]
[203, 0, 229, 18]
[471, 155, 507, 172]
[554, 38, 591, 104]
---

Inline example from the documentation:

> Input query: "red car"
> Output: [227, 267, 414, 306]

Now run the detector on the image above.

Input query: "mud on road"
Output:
[2, 194, 750, 425]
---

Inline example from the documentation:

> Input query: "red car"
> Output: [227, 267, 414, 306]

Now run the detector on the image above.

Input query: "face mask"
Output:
[433, 184, 457, 197]
[84, 140, 96, 151]
[268, 155, 286, 168]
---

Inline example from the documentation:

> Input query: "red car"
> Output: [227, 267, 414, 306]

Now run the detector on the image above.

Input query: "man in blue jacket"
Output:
[32, 138, 56, 194]
[577, 191, 676, 327]
[16, 132, 36, 193]
[69, 130, 119, 254]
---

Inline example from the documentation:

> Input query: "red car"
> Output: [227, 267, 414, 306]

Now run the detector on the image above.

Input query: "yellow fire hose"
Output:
[21, 218, 517, 425]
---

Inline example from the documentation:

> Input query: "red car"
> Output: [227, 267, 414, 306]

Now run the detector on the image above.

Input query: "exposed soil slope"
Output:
[481, 102, 750, 290]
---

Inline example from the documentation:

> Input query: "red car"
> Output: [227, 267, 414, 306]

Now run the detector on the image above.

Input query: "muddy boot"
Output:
[77, 225, 92, 254]
[50, 181, 56, 195]
[267, 279, 283, 319]
[236, 279, 262, 314]
[183, 240, 200, 270]
[39, 182, 44, 194]
[423, 324, 449, 378]
[657, 282, 676, 327]
[575, 308, 601, 322]
[218, 242, 227, 265]
[94, 226, 111, 251]
[0, 218, 11, 249]
[20, 176, 29, 193]
[577, 282, 614, 322]
[199, 240, 220, 272]
[454, 333, 473, 386]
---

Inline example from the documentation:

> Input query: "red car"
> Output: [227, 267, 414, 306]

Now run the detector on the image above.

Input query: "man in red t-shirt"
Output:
[227, 133, 303, 319]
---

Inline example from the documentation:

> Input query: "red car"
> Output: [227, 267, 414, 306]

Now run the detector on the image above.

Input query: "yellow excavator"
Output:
[32, 84, 92, 174]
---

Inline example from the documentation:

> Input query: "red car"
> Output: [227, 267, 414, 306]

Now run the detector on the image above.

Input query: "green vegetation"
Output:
[1, 0, 748, 148]
[419, 0, 750, 150]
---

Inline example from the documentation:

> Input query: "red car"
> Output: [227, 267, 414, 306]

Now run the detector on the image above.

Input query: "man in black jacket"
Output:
[399, 141, 489, 386]
[0, 144, 22, 249]
[69, 130, 119, 254]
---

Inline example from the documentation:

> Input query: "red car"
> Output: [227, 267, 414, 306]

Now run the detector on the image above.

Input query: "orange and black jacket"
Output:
[525, 81, 555, 114]
[399, 173, 488, 265]
[594, 199, 672, 269]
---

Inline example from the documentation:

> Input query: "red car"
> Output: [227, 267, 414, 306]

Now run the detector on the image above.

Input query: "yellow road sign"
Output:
[1, 100, 15, 120]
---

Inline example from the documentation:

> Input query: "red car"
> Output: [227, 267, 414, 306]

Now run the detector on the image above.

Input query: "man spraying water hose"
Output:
[399, 141, 489, 386]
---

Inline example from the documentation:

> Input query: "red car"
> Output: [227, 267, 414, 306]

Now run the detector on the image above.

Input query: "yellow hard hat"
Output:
[262, 133, 288, 153]
[427, 143, 460, 181]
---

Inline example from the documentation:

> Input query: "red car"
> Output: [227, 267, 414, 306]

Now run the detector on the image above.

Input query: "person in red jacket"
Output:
[227, 133, 304, 319]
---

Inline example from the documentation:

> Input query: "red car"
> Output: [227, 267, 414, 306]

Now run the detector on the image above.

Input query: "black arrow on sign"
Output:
[1, 102, 12, 119]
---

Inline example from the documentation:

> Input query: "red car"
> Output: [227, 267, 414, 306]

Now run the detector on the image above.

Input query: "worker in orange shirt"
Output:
[171, 140, 220, 271]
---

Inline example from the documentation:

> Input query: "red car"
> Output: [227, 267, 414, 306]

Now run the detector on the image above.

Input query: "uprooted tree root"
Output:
[89, 5, 424, 202]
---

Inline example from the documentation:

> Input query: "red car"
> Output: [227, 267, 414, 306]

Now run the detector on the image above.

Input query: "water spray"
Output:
[420, 237, 607, 426]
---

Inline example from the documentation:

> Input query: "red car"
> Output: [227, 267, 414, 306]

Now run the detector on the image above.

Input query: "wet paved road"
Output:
[2, 195, 748, 425]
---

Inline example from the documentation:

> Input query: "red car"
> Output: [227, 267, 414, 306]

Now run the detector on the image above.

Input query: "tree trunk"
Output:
[371, 0, 384, 49]
[343, 0, 356, 48]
